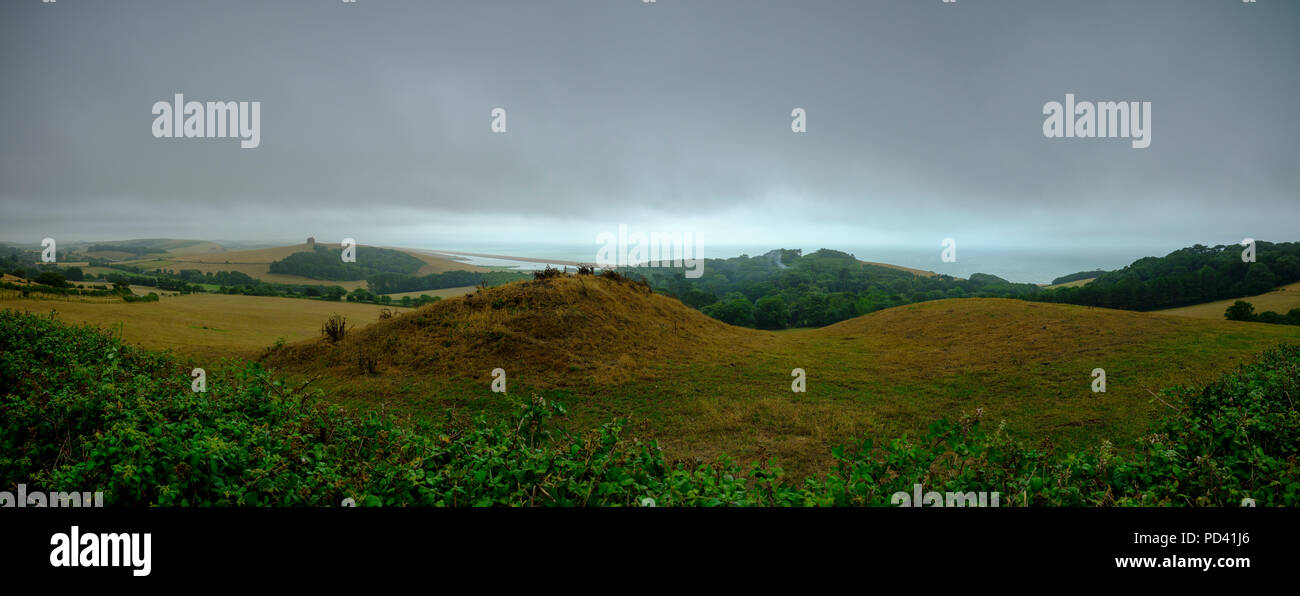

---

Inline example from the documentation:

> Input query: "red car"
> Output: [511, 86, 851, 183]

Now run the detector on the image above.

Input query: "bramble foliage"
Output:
[2, 309, 1297, 506]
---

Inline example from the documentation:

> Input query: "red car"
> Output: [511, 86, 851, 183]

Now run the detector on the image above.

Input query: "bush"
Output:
[1225, 300, 1256, 321]
[33, 271, 67, 288]
[321, 313, 348, 342]
[122, 292, 160, 303]
[356, 348, 378, 375]
[533, 266, 563, 280]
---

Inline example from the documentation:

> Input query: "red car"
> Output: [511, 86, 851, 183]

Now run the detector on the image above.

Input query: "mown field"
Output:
[380, 285, 478, 300]
[0, 293, 394, 360]
[1156, 281, 1300, 320]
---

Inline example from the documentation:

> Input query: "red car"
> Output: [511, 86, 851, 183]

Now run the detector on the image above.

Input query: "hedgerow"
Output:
[2, 309, 1297, 506]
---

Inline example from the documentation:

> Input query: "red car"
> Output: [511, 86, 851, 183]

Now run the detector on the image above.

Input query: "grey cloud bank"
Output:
[1, 0, 1296, 260]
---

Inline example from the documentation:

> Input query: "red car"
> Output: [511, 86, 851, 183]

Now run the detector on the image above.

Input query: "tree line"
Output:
[366, 269, 531, 294]
[1032, 242, 1300, 311]
[268, 245, 425, 281]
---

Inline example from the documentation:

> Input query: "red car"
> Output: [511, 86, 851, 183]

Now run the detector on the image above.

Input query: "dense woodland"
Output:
[268, 245, 424, 281]
[1032, 242, 1300, 311]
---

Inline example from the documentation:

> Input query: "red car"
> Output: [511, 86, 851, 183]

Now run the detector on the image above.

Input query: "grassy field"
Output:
[1156, 281, 1300, 320]
[1043, 277, 1095, 289]
[380, 285, 478, 300]
[264, 275, 1300, 478]
[0, 293, 395, 360]
[858, 260, 939, 278]
[80, 238, 226, 261]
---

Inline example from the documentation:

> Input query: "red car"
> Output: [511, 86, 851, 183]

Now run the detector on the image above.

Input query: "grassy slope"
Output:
[380, 285, 479, 300]
[266, 275, 1300, 478]
[1043, 277, 1095, 289]
[0, 293, 395, 360]
[1156, 281, 1300, 320]
[81, 238, 225, 260]
[857, 259, 939, 278]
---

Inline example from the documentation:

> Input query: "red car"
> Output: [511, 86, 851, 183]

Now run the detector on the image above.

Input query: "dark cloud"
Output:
[2, 0, 1296, 252]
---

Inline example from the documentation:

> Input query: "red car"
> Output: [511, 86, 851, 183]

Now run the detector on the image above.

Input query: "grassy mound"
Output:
[270, 273, 756, 387]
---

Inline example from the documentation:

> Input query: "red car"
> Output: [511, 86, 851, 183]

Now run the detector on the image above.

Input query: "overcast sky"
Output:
[2, 0, 1297, 256]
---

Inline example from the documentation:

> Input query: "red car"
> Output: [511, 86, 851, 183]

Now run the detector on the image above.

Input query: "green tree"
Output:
[1225, 300, 1256, 322]
[34, 271, 67, 287]
[753, 295, 789, 329]
[1243, 263, 1277, 295]
[703, 295, 755, 327]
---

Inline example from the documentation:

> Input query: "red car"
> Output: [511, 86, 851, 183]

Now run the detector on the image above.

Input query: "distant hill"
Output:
[625, 248, 1038, 329]
[116, 241, 485, 291]
[78, 238, 225, 260]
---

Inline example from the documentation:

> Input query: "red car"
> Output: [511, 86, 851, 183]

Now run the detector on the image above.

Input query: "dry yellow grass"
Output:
[0, 293, 395, 360]
[1156, 281, 1300, 320]
[270, 274, 755, 387]
[381, 286, 478, 300]
[859, 260, 939, 278]
[82, 239, 225, 260]
[1043, 277, 1095, 289]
